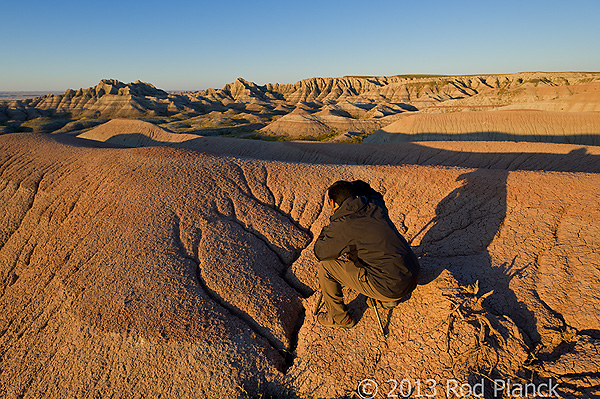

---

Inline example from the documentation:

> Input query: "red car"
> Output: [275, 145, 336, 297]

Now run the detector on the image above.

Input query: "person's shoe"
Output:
[366, 297, 398, 309]
[381, 300, 399, 309]
[317, 312, 356, 329]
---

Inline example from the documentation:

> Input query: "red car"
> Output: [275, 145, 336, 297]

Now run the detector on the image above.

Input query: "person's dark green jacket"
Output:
[314, 193, 419, 299]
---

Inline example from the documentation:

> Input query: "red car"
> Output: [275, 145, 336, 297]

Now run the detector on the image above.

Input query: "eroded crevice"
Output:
[213, 196, 315, 302]
[225, 214, 311, 373]
[175, 178, 317, 371]
[258, 164, 277, 206]
[214, 198, 304, 268]
[281, 306, 305, 374]
[0, 162, 98, 300]
[577, 329, 600, 339]
[213, 167, 315, 280]
[228, 162, 314, 238]
[0, 171, 45, 246]
[172, 214, 302, 372]
[0, 172, 46, 298]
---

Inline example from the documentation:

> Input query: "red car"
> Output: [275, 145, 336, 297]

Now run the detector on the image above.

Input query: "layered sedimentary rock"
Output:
[4, 79, 179, 120]
[0, 79, 198, 134]
[3, 72, 599, 140]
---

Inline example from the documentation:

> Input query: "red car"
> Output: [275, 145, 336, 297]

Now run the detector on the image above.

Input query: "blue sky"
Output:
[1, 0, 599, 91]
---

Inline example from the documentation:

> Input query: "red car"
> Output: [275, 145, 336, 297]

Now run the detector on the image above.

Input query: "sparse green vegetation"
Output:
[21, 116, 72, 133]
[347, 131, 374, 143]
[394, 74, 451, 79]
[307, 130, 339, 141]
[245, 128, 342, 142]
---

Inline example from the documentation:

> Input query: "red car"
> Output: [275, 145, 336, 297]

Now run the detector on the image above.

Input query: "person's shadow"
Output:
[414, 169, 543, 344]
[417, 169, 508, 275]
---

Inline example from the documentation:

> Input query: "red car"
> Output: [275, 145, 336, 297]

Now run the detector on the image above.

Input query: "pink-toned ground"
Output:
[1, 132, 599, 398]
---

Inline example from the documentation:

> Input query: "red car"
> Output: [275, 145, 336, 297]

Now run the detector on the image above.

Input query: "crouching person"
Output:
[314, 180, 420, 328]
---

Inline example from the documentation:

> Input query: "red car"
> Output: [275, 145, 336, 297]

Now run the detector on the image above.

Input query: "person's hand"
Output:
[329, 198, 339, 211]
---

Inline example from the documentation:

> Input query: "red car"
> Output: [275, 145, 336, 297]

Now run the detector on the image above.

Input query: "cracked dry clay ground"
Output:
[1, 133, 599, 398]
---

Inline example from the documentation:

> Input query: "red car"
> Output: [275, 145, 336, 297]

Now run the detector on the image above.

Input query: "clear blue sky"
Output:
[1, 0, 599, 91]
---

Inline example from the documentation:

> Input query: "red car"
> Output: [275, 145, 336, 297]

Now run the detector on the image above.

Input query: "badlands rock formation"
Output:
[2, 72, 599, 142]
[1, 132, 599, 398]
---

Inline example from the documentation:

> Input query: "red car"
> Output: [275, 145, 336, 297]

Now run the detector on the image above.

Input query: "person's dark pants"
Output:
[318, 259, 416, 324]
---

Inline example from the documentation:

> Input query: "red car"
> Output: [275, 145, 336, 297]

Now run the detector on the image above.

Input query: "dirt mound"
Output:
[259, 112, 392, 139]
[260, 113, 333, 138]
[1, 133, 599, 398]
[368, 110, 600, 145]
[78, 119, 202, 146]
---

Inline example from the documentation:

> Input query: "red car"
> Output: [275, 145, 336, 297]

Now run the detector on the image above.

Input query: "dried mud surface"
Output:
[1, 133, 599, 398]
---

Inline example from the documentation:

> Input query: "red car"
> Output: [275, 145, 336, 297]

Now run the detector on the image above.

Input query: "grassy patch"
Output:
[245, 129, 340, 142]
[313, 130, 341, 141]
[346, 131, 373, 143]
